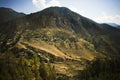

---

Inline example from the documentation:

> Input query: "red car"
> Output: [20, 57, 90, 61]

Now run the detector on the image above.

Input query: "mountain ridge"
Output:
[0, 7, 25, 24]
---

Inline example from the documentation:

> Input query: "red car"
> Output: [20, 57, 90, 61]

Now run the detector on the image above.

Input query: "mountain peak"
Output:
[37, 7, 74, 16]
[42, 7, 71, 12]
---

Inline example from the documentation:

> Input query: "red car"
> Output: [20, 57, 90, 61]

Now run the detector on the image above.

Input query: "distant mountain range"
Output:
[107, 23, 120, 29]
[0, 7, 120, 80]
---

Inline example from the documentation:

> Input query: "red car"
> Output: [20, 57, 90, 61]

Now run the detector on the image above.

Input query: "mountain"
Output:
[0, 7, 120, 80]
[25, 7, 120, 55]
[107, 23, 120, 29]
[0, 7, 25, 24]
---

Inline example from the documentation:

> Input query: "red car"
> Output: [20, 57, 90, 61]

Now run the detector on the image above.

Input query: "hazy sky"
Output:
[0, 0, 120, 24]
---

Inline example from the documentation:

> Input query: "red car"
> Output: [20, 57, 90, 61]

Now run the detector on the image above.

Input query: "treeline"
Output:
[75, 57, 120, 80]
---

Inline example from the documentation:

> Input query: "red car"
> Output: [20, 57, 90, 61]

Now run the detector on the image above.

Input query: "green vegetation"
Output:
[1, 53, 119, 80]
[0, 53, 56, 80]
[75, 57, 120, 80]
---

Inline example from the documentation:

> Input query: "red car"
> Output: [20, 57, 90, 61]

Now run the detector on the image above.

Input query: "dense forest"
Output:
[76, 57, 120, 80]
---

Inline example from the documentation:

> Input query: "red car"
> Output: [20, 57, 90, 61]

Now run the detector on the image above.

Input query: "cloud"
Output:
[32, 0, 61, 9]
[94, 12, 120, 24]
